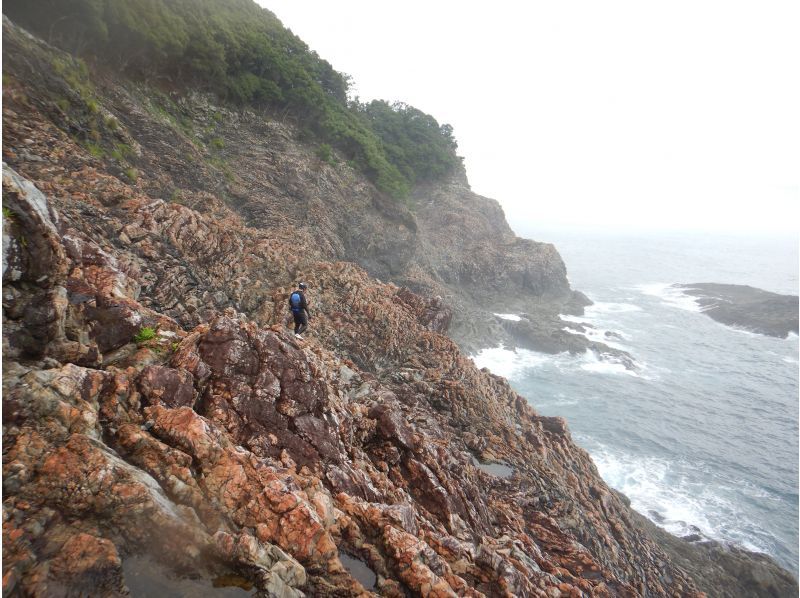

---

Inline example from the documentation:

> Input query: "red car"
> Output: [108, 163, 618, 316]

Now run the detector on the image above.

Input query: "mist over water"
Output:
[474, 229, 799, 574]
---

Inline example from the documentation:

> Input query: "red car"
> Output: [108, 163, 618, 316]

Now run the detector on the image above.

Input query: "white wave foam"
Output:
[493, 313, 522, 321]
[562, 325, 631, 351]
[590, 447, 775, 556]
[559, 313, 588, 324]
[592, 451, 711, 534]
[578, 350, 642, 377]
[586, 302, 643, 314]
[727, 325, 763, 338]
[560, 305, 634, 350]
[472, 346, 647, 380]
[766, 350, 797, 365]
[635, 283, 703, 312]
[562, 327, 588, 342]
[470, 345, 555, 380]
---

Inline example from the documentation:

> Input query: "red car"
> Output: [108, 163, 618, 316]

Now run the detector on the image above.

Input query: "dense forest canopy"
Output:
[3, 0, 461, 197]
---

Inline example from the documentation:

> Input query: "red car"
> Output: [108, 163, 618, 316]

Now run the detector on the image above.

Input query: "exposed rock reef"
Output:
[676, 283, 799, 339]
[3, 17, 797, 598]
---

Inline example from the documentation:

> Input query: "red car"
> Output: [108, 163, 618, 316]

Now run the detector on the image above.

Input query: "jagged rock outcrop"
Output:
[3, 155, 705, 596]
[3, 162, 690, 596]
[3, 16, 797, 598]
[0, 15, 610, 360]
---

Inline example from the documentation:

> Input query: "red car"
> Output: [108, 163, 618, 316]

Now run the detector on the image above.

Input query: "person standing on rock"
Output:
[289, 282, 311, 339]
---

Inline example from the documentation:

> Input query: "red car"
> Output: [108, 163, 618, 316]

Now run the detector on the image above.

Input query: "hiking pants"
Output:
[293, 310, 308, 334]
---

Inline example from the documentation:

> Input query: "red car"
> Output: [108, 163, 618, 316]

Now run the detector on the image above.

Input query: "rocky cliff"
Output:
[2, 16, 796, 598]
[1, 14, 606, 362]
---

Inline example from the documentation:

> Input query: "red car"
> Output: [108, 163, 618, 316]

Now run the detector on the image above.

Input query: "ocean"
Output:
[473, 229, 799, 574]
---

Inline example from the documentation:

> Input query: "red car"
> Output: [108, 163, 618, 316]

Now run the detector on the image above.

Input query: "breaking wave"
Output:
[589, 445, 782, 557]
[471, 345, 645, 380]
[634, 283, 704, 312]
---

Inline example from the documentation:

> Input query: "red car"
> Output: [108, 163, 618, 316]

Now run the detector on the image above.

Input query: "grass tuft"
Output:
[133, 326, 156, 343]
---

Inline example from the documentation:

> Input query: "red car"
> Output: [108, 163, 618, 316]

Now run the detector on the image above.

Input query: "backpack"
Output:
[290, 291, 303, 312]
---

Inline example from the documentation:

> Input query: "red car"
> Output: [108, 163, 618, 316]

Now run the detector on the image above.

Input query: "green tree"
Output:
[2, 0, 460, 199]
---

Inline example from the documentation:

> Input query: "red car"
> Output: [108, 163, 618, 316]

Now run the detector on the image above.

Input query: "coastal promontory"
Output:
[2, 3, 796, 596]
[676, 283, 799, 338]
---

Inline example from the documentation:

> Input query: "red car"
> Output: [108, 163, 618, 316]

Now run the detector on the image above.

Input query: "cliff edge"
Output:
[2, 14, 796, 598]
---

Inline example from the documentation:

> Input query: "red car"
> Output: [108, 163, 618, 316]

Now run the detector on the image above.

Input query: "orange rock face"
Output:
[1, 148, 704, 595]
[6, 16, 791, 598]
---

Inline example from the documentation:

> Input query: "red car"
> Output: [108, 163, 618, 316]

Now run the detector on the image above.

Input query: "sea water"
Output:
[473, 229, 799, 574]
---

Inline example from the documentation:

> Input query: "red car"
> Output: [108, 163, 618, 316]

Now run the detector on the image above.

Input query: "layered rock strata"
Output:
[0, 16, 613, 361]
[3, 158, 702, 596]
[3, 17, 797, 598]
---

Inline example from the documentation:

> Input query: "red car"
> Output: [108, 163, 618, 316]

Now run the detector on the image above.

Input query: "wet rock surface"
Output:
[2, 17, 796, 598]
[122, 555, 255, 597]
[677, 283, 799, 338]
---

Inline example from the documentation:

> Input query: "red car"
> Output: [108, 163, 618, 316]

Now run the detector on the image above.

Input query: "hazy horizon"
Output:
[263, 1, 799, 235]
[511, 218, 800, 240]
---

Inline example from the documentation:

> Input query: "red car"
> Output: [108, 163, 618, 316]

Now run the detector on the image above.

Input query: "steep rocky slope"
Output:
[2, 17, 797, 598]
[2, 148, 696, 597]
[1, 14, 609, 362]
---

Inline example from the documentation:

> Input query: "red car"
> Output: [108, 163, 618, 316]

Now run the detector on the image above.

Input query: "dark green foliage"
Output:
[362, 100, 460, 184]
[3, 0, 461, 198]
[315, 143, 335, 165]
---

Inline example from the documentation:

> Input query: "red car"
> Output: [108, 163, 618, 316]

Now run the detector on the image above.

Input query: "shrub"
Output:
[133, 326, 156, 343]
[315, 143, 335, 165]
[84, 141, 105, 158]
[111, 142, 134, 161]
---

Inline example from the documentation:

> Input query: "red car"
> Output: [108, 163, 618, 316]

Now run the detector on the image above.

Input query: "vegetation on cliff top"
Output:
[3, 0, 461, 198]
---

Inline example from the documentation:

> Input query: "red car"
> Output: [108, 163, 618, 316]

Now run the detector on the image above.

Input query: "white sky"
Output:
[260, 1, 799, 234]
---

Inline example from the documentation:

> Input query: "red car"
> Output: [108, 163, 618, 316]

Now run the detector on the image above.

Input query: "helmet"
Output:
[298, 282, 307, 290]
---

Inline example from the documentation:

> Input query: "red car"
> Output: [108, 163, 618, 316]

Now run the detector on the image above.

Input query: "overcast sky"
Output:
[261, 1, 799, 235]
